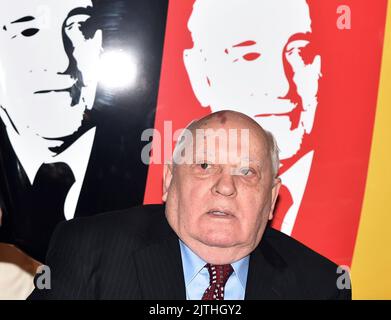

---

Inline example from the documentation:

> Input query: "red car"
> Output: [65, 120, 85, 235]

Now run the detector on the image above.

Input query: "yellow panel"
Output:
[351, 0, 391, 300]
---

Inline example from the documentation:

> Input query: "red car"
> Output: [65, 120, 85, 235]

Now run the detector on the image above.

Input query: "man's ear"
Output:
[162, 164, 174, 202]
[183, 48, 210, 107]
[268, 177, 281, 220]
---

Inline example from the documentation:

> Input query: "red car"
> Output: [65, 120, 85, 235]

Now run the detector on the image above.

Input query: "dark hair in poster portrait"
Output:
[0, 0, 168, 262]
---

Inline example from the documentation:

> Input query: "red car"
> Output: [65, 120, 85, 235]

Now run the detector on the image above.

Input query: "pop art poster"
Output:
[0, 0, 168, 262]
[145, 0, 388, 268]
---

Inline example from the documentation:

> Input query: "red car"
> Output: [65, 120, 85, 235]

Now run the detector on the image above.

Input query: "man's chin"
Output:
[37, 124, 84, 141]
[198, 233, 239, 249]
[36, 119, 95, 154]
[32, 105, 93, 141]
[252, 116, 305, 160]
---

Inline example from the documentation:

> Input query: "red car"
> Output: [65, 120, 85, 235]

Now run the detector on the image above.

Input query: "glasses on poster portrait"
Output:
[0, 0, 138, 146]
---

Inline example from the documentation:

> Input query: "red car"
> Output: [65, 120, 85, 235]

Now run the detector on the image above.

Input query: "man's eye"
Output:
[286, 39, 310, 52]
[242, 52, 261, 61]
[66, 22, 81, 31]
[285, 39, 314, 65]
[21, 28, 39, 37]
[194, 162, 219, 174]
[65, 17, 95, 40]
[239, 168, 254, 176]
[200, 163, 210, 170]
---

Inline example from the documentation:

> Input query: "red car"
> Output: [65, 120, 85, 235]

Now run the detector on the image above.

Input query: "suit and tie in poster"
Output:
[0, 0, 168, 262]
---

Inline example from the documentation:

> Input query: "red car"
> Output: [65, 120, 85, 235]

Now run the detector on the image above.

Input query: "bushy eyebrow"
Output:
[11, 16, 35, 24]
[66, 6, 93, 20]
[286, 32, 311, 44]
[232, 40, 257, 48]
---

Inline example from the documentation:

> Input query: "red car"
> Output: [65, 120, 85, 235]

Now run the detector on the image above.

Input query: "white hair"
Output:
[264, 129, 280, 178]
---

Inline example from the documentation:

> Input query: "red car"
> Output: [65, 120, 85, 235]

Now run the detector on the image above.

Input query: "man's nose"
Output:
[212, 172, 237, 198]
[44, 31, 71, 74]
[264, 57, 290, 99]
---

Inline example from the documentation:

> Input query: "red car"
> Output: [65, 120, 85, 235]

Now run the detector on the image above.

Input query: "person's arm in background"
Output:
[0, 202, 41, 300]
[0, 193, 4, 228]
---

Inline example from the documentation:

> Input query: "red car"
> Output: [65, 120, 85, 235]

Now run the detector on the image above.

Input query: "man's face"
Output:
[184, 0, 321, 160]
[0, 0, 102, 139]
[163, 114, 280, 263]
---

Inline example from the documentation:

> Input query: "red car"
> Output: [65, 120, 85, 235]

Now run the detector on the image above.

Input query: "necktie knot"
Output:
[202, 263, 233, 300]
[206, 263, 233, 285]
[34, 162, 75, 188]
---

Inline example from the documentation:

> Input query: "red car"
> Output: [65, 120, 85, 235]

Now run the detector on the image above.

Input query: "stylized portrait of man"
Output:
[0, 0, 102, 219]
[184, 0, 322, 235]
[0, 0, 168, 262]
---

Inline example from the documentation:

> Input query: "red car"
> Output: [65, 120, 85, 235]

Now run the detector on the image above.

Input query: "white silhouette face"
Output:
[184, 0, 321, 160]
[0, 0, 102, 140]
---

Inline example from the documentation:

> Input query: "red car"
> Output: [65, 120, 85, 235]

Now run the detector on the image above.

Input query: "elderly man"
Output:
[29, 111, 350, 299]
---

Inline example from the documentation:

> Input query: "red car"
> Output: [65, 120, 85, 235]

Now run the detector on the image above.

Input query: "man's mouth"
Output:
[34, 80, 83, 106]
[207, 209, 234, 218]
[254, 102, 303, 130]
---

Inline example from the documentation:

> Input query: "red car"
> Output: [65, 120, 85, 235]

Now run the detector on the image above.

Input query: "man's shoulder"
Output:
[51, 204, 170, 252]
[260, 227, 350, 299]
[263, 227, 338, 272]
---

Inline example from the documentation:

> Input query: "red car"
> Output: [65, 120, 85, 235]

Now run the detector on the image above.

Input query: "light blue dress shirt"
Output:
[179, 240, 249, 300]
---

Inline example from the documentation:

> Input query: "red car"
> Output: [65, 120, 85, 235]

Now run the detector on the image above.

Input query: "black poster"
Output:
[0, 0, 168, 262]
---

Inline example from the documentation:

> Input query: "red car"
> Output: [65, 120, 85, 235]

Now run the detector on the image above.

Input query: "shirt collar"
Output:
[179, 239, 206, 286]
[179, 239, 249, 291]
[7, 125, 96, 185]
[231, 254, 249, 291]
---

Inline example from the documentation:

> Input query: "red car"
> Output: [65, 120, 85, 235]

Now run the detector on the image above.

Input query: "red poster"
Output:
[145, 0, 387, 266]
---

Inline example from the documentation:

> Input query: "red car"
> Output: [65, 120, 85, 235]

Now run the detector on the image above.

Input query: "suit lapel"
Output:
[75, 125, 148, 218]
[74, 125, 103, 217]
[134, 230, 186, 300]
[245, 230, 291, 299]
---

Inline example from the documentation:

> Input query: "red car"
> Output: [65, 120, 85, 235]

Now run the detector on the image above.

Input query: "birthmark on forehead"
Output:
[216, 112, 227, 124]
[2, 25, 7, 31]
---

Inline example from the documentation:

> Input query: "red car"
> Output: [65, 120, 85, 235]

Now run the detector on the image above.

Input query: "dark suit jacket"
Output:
[28, 204, 351, 300]
[0, 118, 148, 263]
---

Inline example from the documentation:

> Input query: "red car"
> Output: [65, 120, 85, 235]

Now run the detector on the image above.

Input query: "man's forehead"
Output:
[193, 130, 267, 151]
[193, 127, 267, 157]
[190, 0, 312, 45]
[0, 0, 93, 23]
[173, 112, 272, 167]
[195, 112, 263, 133]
